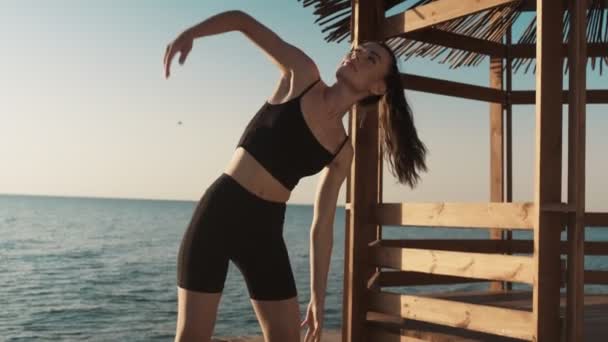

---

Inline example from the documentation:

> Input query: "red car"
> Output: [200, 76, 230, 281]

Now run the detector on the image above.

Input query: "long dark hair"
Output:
[358, 41, 428, 188]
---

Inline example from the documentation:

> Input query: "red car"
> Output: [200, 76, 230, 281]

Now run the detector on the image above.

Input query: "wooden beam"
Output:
[585, 212, 608, 227]
[585, 271, 608, 284]
[566, 0, 587, 340]
[379, 271, 487, 286]
[343, 1, 383, 342]
[510, 90, 608, 104]
[369, 291, 535, 340]
[533, 1, 564, 341]
[401, 73, 506, 103]
[520, 0, 603, 11]
[403, 29, 506, 57]
[510, 43, 608, 58]
[375, 202, 535, 229]
[384, 0, 519, 38]
[372, 245, 535, 284]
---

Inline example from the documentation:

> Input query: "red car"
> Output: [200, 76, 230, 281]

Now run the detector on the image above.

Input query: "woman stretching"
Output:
[163, 10, 427, 342]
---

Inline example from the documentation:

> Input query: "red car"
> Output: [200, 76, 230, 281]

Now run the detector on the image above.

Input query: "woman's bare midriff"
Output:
[223, 147, 292, 204]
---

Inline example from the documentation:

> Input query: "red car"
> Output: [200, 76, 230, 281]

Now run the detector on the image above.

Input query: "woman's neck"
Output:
[319, 80, 368, 120]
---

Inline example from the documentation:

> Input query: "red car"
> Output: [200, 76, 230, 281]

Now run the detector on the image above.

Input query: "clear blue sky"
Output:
[1, 0, 606, 209]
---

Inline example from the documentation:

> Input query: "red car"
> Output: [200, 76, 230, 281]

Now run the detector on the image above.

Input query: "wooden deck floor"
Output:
[367, 290, 608, 341]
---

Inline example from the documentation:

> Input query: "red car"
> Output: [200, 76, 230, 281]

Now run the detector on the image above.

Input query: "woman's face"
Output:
[336, 42, 393, 95]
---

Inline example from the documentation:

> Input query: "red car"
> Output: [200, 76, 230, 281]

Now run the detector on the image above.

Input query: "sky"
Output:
[1, 0, 606, 209]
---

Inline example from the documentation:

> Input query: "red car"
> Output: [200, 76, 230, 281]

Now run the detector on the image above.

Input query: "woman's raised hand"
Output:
[163, 31, 194, 79]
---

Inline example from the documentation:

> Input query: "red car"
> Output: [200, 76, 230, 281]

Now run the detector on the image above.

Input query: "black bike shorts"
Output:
[177, 173, 297, 301]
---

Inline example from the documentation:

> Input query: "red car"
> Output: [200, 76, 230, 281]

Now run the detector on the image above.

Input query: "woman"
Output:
[164, 10, 427, 342]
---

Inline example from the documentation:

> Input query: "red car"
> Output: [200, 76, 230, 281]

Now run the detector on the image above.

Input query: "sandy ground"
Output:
[211, 329, 342, 342]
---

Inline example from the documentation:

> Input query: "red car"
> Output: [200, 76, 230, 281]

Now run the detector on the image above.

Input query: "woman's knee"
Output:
[175, 287, 222, 342]
[174, 328, 212, 342]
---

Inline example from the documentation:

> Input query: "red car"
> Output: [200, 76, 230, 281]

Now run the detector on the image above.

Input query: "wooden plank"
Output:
[585, 271, 608, 284]
[343, 1, 383, 341]
[375, 202, 535, 229]
[383, 0, 519, 38]
[369, 292, 608, 342]
[510, 43, 608, 58]
[379, 271, 487, 286]
[403, 29, 506, 57]
[379, 239, 608, 256]
[372, 246, 535, 284]
[586, 213, 608, 227]
[566, 0, 588, 340]
[520, 0, 603, 11]
[369, 291, 535, 340]
[367, 316, 527, 341]
[380, 239, 513, 253]
[367, 327, 441, 342]
[510, 90, 608, 104]
[490, 55, 505, 291]
[401, 73, 506, 103]
[533, 0, 564, 340]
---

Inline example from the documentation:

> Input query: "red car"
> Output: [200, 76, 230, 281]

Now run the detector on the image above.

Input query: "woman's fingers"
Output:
[164, 42, 180, 78]
[304, 327, 312, 342]
[164, 44, 175, 78]
[178, 48, 189, 65]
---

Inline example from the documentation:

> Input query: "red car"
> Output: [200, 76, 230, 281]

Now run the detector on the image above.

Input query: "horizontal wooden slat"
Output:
[401, 74, 506, 103]
[379, 271, 487, 286]
[380, 239, 511, 253]
[367, 327, 427, 342]
[403, 29, 506, 57]
[366, 315, 526, 342]
[379, 239, 608, 256]
[586, 212, 608, 227]
[372, 245, 535, 284]
[369, 291, 535, 340]
[375, 202, 534, 229]
[510, 90, 608, 104]
[585, 271, 608, 284]
[384, 0, 519, 38]
[520, 0, 604, 11]
[510, 43, 608, 58]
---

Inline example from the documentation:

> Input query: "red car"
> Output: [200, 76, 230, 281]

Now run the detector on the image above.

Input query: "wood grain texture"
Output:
[383, 0, 519, 38]
[375, 202, 535, 229]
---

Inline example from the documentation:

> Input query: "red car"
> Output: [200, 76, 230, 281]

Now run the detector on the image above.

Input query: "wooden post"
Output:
[489, 55, 505, 292]
[566, 0, 587, 340]
[505, 26, 514, 291]
[342, 82, 353, 342]
[533, 0, 564, 341]
[342, 1, 384, 341]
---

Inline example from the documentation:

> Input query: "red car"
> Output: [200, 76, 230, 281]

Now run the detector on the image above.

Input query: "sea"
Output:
[1, 194, 607, 341]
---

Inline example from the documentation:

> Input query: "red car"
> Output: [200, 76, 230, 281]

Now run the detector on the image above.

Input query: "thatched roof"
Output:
[297, 0, 608, 73]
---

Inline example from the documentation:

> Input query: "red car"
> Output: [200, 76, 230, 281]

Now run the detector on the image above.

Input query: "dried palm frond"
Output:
[296, 0, 608, 74]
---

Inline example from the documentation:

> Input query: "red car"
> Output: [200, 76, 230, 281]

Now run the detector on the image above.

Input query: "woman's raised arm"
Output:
[164, 10, 316, 78]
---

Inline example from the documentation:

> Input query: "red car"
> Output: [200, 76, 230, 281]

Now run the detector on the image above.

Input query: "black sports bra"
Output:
[236, 78, 349, 191]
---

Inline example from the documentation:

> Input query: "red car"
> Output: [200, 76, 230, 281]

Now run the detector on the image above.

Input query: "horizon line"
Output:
[0, 192, 324, 206]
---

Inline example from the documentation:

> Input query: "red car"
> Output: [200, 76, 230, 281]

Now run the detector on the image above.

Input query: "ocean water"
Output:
[1, 194, 606, 341]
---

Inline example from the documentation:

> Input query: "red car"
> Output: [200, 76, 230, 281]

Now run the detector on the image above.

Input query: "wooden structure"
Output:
[297, 0, 608, 341]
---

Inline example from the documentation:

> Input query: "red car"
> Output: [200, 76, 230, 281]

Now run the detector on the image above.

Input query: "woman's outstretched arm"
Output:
[164, 10, 316, 78]
[301, 144, 353, 342]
